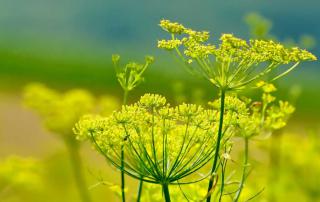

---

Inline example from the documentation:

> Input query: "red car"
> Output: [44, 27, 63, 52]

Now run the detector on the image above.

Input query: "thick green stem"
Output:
[123, 90, 129, 105]
[66, 139, 91, 202]
[136, 179, 143, 202]
[162, 184, 171, 202]
[206, 90, 226, 202]
[233, 137, 249, 202]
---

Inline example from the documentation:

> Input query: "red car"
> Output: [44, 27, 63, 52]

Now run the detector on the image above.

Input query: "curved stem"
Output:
[233, 137, 249, 202]
[271, 62, 299, 82]
[136, 179, 143, 202]
[66, 140, 91, 202]
[162, 184, 171, 202]
[206, 89, 226, 202]
[219, 158, 227, 202]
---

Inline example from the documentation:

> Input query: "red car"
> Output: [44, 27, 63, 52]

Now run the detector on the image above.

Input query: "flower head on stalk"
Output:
[158, 19, 317, 91]
[74, 94, 220, 185]
[112, 54, 154, 93]
[112, 54, 154, 202]
[209, 82, 295, 139]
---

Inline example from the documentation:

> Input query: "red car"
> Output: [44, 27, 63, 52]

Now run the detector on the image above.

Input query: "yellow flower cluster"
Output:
[249, 40, 317, 64]
[24, 83, 119, 137]
[184, 40, 215, 59]
[74, 86, 294, 184]
[159, 19, 186, 34]
[209, 83, 295, 138]
[184, 29, 210, 42]
[157, 39, 182, 50]
[256, 81, 277, 93]
[158, 19, 317, 90]
[263, 99, 295, 130]
[74, 94, 219, 184]
[159, 19, 316, 63]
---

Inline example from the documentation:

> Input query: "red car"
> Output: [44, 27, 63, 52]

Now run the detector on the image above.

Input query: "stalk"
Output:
[121, 89, 129, 202]
[233, 137, 249, 202]
[218, 159, 227, 202]
[136, 179, 143, 202]
[120, 147, 126, 202]
[206, 90, 226, 202]
[162, 184, 171, 202]
[123, 90, 146, 202]
[123, 90, 128, 105]
[66, 139, 91, 202]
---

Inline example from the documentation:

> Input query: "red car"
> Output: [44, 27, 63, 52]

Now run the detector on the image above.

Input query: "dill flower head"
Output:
[74, 94, 220, 184]
[158, 39, 182, 50]
[160, 19, 186, 34]
[23, 83, 118, 137]
[112, 54, 154, 92]
[209, 83, 295, 138]
[246, 91, 295, 136]
[158, 19, 317, 91]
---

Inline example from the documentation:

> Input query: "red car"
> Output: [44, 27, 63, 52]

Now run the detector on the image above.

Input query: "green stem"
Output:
[66, 139, 91, 202]
[136, 179, 143, 202]
[120, 89, 129, 202]
[218, 160, 227, 202]
[206, 90, 226, 202]
[233, 137, 249, 202]
[123, 90, 129, 105]
[121, 147, 126, 202]
[162, 184, 171, 202]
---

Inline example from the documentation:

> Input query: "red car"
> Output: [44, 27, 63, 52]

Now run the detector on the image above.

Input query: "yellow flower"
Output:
[157, 39, 182, 50]
[159, 19, 185, 34]
[74, 94, 220, 184]
[158, 19, 317, 90]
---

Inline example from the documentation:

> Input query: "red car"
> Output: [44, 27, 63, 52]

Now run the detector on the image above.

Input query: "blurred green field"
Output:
[1, 48, 319, 123]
